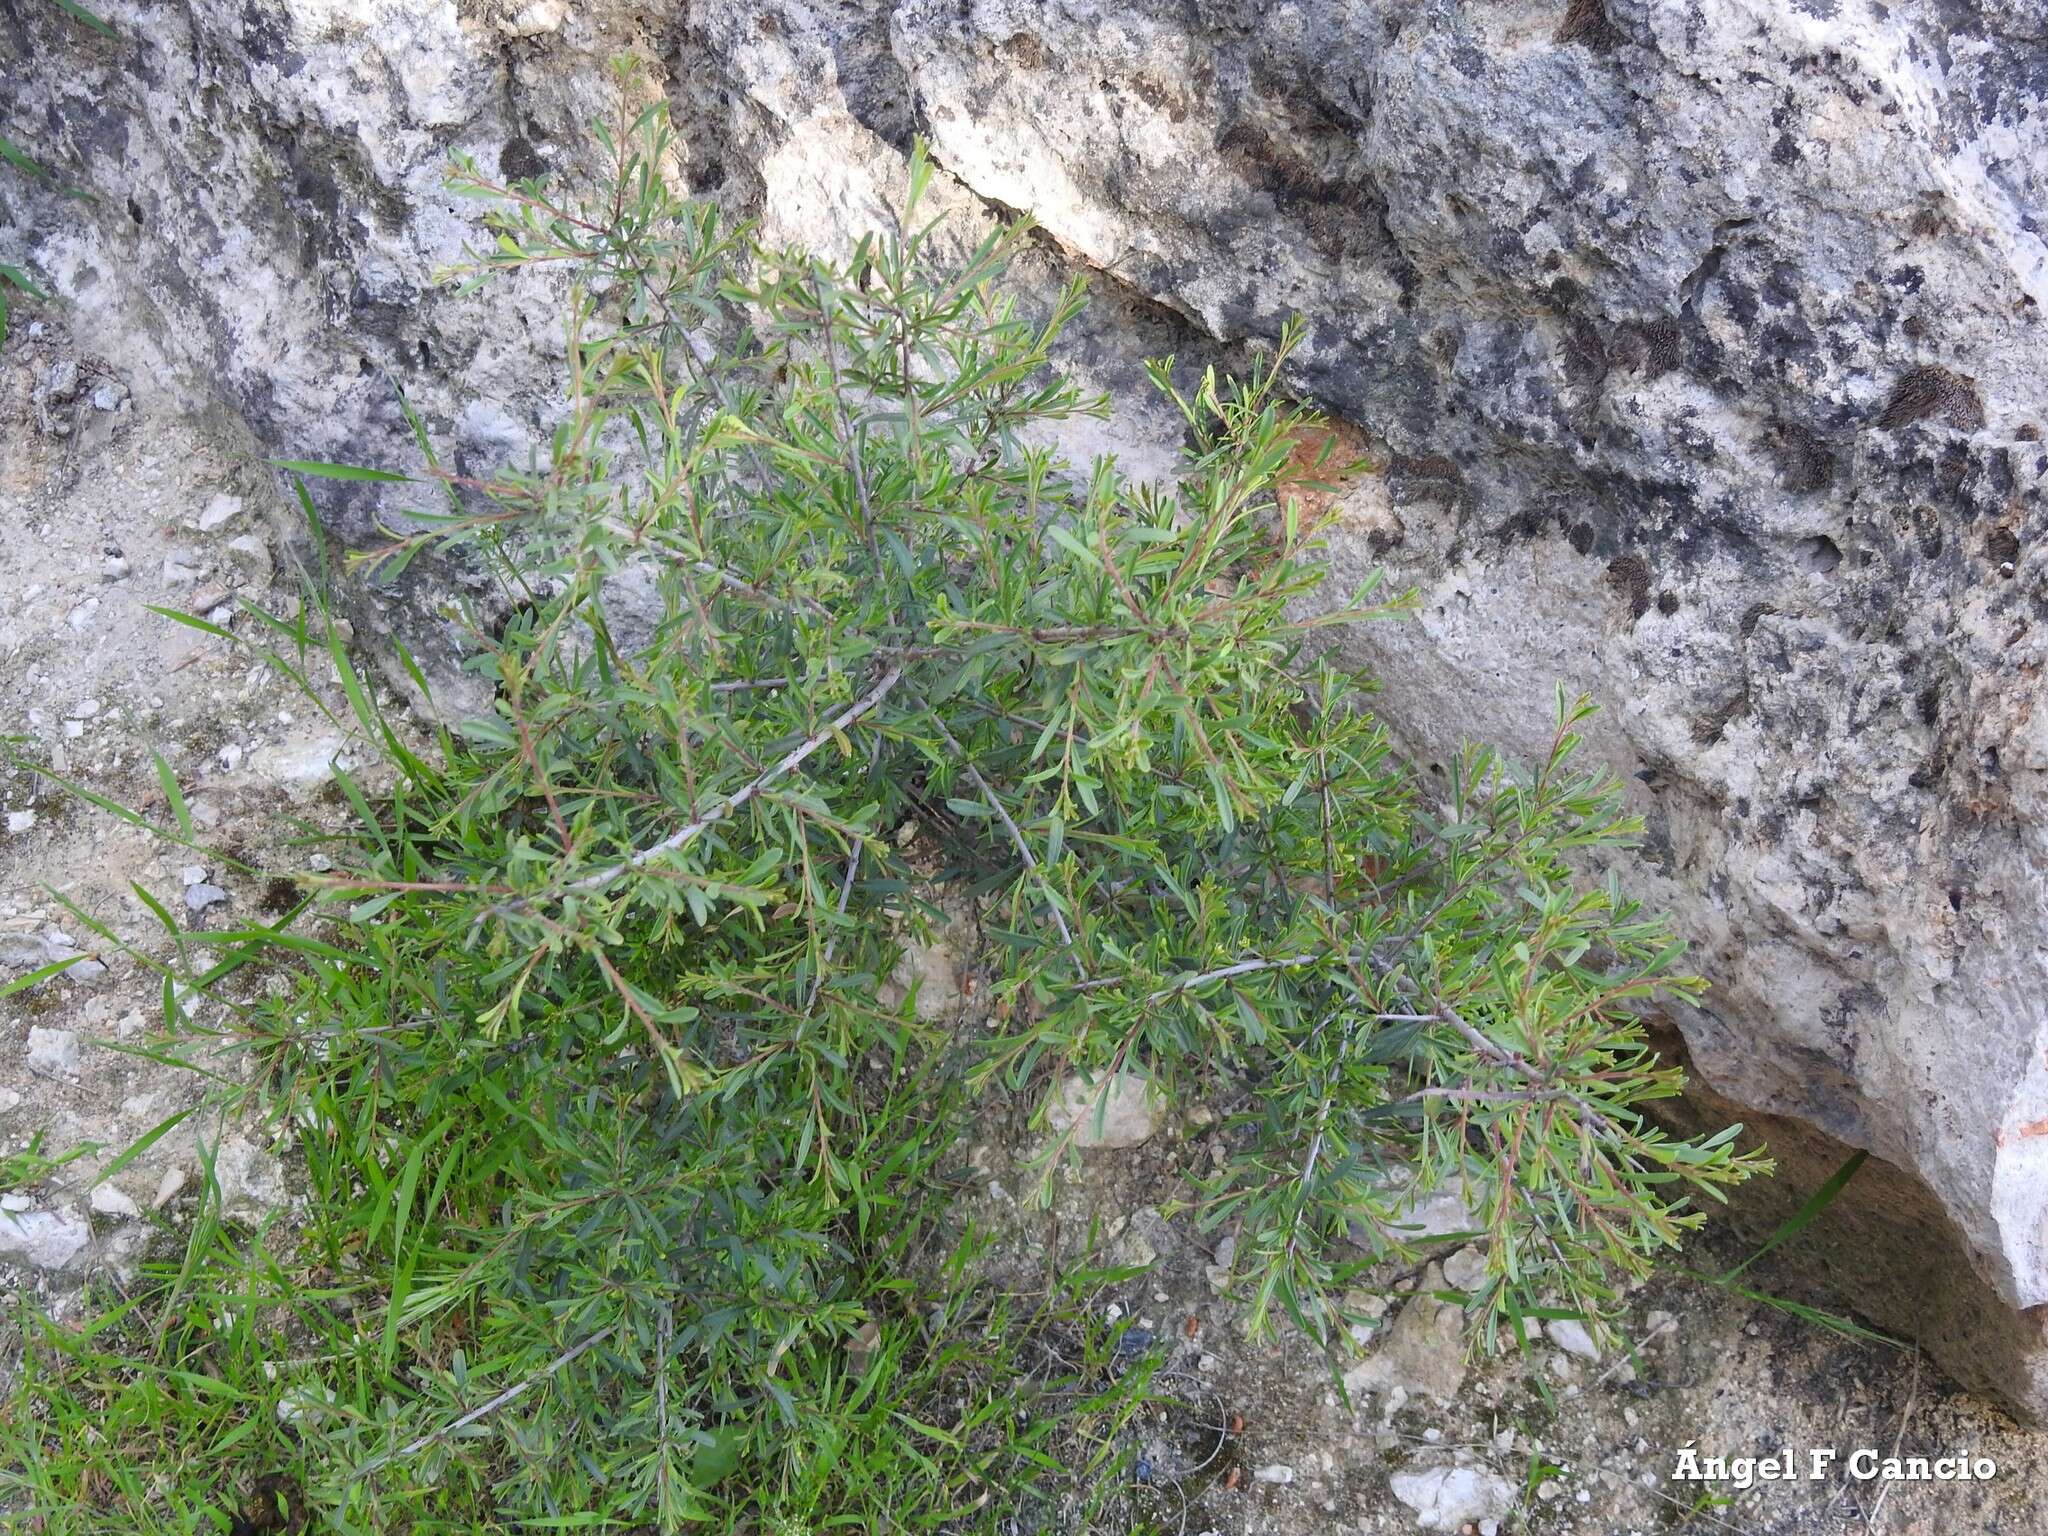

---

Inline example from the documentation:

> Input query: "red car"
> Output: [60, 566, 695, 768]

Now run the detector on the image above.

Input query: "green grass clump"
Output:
[0, 65, 1765, 1531]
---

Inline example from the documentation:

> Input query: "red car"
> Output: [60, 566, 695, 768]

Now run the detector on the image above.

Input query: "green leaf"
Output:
[49, 0, 118, 36]
[267, 459, 413, 483]
[153, 751, 194, 840]
[1716, 1149, 1864, 1283]
[0, 955, 87, 998]
[92, 1108, 196, 1189]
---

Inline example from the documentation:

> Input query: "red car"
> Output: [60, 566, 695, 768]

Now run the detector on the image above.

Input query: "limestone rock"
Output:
[0, 1206, 91, 1272]
[1044, 1071, 1165, 1151]
[1441, 1245, 1488, 1294]
[213, 1136, 287, 1224]
[225, 534, 275, 589]
[1546, 1318, 1602, 1362]
[878, 896, 979, 1024]
[197, 493, 244, 533]
[89, 1184, 142, 1220]
[1385, 1177, 1480, 1244]
[248, 733, 367, 806]
[25, 1026, 81, 1076]
[1389, 1459, 1517, 1533]
[1342, 1262, 1468, 1406]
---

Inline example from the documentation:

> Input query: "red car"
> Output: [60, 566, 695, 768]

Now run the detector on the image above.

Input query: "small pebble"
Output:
[197, 493, 244, 532]
[90, 1184, 141, 1219]
[184, 883, 230, 914]
[226, 534, 274, 588]
[152, 1167, 188, 1209]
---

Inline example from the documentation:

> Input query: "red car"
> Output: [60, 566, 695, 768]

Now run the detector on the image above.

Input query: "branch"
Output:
[927, 711, 1078, 956]
[556, 666, 903, 900]
[1437, 1003, 1620, 1138]
[1142, 952, 1322, 1004]
[347, 1324, 617, 1484]
[806, 837, 863, 1014]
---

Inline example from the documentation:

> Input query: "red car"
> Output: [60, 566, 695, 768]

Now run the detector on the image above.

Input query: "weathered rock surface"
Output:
[1389, 1458, 1517, 1532]
[1044, 1070, 1165, 1150]
[1343, 1262, 1470, 1407]
[213, 1134, 288, 1224]
[6, 0, 2048, 1413]
[0, 1204, 91, 1273]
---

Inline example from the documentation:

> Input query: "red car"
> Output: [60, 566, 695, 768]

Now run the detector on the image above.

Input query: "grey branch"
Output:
[1142, 951, 1323, 1004]
[561, 666, 903, 899]
[927, 711, 1077, 954]
[348, 1324, 617, 1484]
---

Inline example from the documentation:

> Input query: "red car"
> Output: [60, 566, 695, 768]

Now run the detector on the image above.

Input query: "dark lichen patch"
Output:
[1561, 317, 1609, 433]
[1608, 317, 1682, 379]
[498, 135, 545, 183]
[1126, 73, 1189, 124]
[1691, 687, 1750, 745]
[1876, 366, 1985, 433]
[1915, 682, 1942, 728]
[999, 31, 1047, 69]
[1606, 552, 1652, 619]
[1386, 452, 1463, 505]
[1765, 419, 1835, 492]
[1656, 589, 1680, 616]
[1213, 116, 1375, 261]
[1935, 442, 1973, 497]
[1902, 504, 1944, 559]
[1556, 0, 1626, 52]
[1988, 526, 2021, 575]
[1569, 521, 1597, 556]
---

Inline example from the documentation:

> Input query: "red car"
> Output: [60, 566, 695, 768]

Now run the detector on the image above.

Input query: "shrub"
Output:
[1, 73, 1765, 1531]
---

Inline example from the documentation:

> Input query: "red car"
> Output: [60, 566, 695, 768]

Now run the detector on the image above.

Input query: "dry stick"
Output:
[347, 1324, 617, 1484]
[805, 837, 864, 1014]
[926, 711, 1077, 954]
[1865, 1348, 1921, 1532]
[553, 666, 904, 901]
[1594, 1314, 1675, 1385]
[687, 558, 833, 621]
[1634, 1480, 1769, 1536]
[1131, 947, 1443, 1014]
